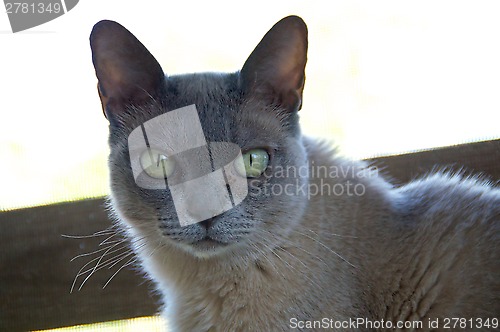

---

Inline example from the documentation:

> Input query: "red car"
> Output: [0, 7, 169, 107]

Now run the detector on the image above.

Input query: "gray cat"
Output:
[89, 16, 499, 331]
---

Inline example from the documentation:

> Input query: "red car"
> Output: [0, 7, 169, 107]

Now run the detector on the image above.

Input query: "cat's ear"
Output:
[90, 20, 166, 120]
[240, 16, 308, 112]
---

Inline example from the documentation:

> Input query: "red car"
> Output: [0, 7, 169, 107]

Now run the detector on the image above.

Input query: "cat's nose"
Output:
[199, 218, 213, 229]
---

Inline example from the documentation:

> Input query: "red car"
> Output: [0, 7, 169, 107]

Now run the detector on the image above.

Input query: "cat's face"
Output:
[90, 16, 309, 258]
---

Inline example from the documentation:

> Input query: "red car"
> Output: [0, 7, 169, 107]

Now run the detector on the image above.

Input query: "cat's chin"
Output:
[177, 238, 231, 259]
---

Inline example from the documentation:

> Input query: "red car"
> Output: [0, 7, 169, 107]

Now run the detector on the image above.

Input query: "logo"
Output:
[4, 0, 79, 33]
[128, 105, 248, 227]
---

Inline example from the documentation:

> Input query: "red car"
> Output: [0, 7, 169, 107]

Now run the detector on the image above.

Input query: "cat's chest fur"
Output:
[127, 139, 499, 331]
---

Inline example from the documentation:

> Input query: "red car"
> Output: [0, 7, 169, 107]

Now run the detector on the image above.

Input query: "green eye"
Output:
[236, 149, 269, 178]
[140, 149, 175, 179]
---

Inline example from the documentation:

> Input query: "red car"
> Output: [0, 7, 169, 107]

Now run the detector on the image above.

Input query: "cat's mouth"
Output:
[186, 237, 229, 257]
[161, 216, 245, 257]
[192, 237, 227, 249]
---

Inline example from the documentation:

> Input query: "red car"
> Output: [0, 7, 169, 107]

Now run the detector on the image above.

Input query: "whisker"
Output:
[61, 229, 115, 239]
[103, 257, 136, 289]
[70, 240, 129, 293]
[278, 236, 329, 268]
[66, 224, 150, 293]
[250, 243, 285, 279]
[260, 240, 322, 290]
[99, 233, 120, 246]
[76, 249, 133, 291]
[71, 248, 117, 293]
[305, 227, 359, 239]
[70, 245, 115, 262]
[106, 250, 136, 270]
[291, 229, 356, 268]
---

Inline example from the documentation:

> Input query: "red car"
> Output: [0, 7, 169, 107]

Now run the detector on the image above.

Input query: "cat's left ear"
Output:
[90, 20, 166, 121]
[240, 16, 308, 112]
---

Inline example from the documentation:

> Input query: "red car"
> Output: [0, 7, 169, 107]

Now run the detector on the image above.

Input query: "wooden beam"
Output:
[0, 199, 161, 331]
[1, 139, 499, 331]
[367, 139, 500, 185]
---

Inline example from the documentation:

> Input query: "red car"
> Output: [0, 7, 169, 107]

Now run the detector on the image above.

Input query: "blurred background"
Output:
[1, 1, 499, 329]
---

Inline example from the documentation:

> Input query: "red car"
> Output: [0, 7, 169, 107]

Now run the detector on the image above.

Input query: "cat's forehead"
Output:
[170, 72, 230, 92]
[166, 73, 288, 143]
[112, 71, 291, 150]
[167, 72, 239, 107]
[164, 72, 240, 141]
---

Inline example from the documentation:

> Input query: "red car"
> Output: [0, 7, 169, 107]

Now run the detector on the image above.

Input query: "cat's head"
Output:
[90, 16, 310, 259]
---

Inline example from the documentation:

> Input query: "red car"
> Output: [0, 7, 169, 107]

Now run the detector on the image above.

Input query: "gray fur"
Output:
[92, 17, 500, 332]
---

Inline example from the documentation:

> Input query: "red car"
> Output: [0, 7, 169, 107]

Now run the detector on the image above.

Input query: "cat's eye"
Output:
[140, 149, 175, 179]
[235, 149, 269, 178]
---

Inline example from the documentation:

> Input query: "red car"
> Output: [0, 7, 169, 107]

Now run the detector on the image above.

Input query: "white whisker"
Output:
[291, 229, 356, 268]
[103, 257, 137, 289]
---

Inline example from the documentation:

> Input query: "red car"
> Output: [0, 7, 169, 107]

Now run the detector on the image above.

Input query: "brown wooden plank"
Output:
[368, 139, 500, 186]
[0, 199, 161, 331]
[0, 139, 499, 331]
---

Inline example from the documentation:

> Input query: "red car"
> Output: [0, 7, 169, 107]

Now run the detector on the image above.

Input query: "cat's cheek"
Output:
[247, 179, 264, 198]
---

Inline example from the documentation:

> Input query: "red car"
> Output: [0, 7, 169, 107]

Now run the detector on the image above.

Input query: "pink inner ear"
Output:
[274, 53, 306, 90]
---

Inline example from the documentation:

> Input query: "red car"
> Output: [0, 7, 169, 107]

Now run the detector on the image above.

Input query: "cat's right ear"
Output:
[240, 16, 308, 113]
[90, 20, 166, 121]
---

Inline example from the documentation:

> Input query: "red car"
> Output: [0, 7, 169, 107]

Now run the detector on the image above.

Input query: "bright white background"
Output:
[1, 0, 500, 210]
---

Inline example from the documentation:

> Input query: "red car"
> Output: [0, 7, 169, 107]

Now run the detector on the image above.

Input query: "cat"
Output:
[89, 16, 500, 331]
